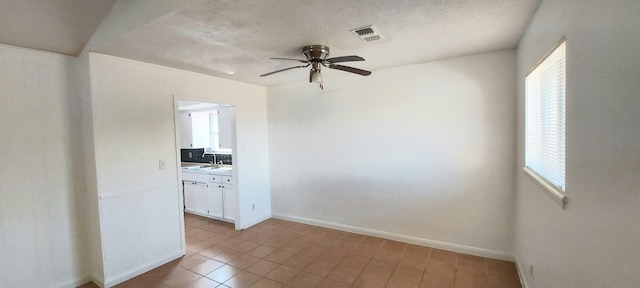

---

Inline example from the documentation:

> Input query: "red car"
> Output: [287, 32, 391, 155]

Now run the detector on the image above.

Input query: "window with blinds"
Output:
[525, 41, 566, 194]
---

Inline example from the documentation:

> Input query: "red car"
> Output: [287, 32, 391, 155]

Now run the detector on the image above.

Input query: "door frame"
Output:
[172, 95, 240, 253]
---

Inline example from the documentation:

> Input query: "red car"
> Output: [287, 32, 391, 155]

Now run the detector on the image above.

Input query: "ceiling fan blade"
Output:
[328, 64, 372, 76]
[269, 57, 308, 63]
[324, 55, 365, 63]
[260, 64, 309, 77]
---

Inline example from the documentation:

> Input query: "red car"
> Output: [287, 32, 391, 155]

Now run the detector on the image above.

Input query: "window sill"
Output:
[523, 167, 568, 209]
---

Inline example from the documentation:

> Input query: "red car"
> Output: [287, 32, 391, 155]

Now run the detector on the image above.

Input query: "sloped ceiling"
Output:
[0, 0, 116, 56]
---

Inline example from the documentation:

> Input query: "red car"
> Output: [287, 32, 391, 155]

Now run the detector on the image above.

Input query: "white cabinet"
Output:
[209, 175, 236, 221]
[183, 181, 199, 212]
[204, 185, 224, 218]
[217, 108, 233, 150]
[222, 185, 236, 221]
[183, 180, 207, 214]
[194, 183, 209, 214]
[183, 171, 236, 222]
[179, 112, 193, 149]
[191, 112, 211, 149]
[180, 111, 212, 150]
[212, 175, 236, 221]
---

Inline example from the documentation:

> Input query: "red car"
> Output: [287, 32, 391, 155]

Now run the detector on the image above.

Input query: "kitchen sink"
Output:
[182, 166, 201, 170]
[182, 163, 232, 172]
[199, 166, 232, 171]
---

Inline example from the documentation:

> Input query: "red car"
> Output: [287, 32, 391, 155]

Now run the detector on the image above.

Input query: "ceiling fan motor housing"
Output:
[303, 45, 330, 62]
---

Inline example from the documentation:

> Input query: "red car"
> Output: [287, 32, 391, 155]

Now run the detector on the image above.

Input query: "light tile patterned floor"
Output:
[77, 214, 521, 288]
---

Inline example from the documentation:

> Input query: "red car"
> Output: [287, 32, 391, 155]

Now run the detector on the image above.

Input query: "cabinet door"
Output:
[222, 186, 237, 221]
[191, 112, 211, 149]
[183, 181, 198, 212]
[194, 183, 209, 214]
[217, 108, 233, 150]
[179, 112, 193, 149]
[206, 184, 224, 218]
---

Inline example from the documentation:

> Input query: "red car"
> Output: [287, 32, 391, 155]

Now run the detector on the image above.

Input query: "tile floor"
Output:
[78, 214, 521, 288]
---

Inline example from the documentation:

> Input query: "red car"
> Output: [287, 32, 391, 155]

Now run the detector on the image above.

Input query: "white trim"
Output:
[240, 213, 272, 230]
[523, 167, 567, 208]
[174, 95, 188, 261]
[526, 36, 566, 76]
[185, 211, 234, 224]
[515, 255, 530, 288]
[51, 274, 92, 288]
[103, 250, 184, 288]
[272, 213, 515, 261]
[90, 273, 105, 288]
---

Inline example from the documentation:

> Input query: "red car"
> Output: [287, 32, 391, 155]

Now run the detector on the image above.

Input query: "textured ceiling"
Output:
[99, 0, 540, 86]
[0, 0, 116, 56]
[0, 0, 540, 86]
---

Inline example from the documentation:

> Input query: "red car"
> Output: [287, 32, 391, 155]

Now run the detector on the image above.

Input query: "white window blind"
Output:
[525, 41, 566, 193]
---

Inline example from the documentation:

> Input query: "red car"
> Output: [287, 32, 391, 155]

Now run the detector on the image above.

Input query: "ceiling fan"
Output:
[260, 45, 371, 89]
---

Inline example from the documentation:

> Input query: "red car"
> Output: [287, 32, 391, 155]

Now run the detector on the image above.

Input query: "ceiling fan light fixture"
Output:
[261, 44, 370, 90]
[310, 70, 322, 83]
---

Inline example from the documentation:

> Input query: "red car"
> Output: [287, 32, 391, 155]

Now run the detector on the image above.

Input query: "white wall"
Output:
[0, 44, 89, 287]
[79, 2, 204, 278]
[268, 50, 517, 257]
[88, 52, 270, 286]
[515, 1, 640, 287]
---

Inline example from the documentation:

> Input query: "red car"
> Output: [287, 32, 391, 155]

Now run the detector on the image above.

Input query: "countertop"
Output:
[181, 162, 233, 175]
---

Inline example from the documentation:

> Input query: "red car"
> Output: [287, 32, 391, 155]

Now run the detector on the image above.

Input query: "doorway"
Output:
[173, 98, 240, 247]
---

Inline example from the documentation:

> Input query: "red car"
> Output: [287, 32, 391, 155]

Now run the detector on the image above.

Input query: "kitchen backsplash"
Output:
[180, 148, 233, 165]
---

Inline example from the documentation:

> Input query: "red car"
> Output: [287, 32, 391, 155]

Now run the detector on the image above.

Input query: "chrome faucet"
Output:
[205, 152, 214, 165]
[203, 151, 223, 167]
[202, 151, 216, 166]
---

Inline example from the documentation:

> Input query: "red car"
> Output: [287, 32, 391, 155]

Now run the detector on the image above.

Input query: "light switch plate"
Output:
[159, 159, 166, 170]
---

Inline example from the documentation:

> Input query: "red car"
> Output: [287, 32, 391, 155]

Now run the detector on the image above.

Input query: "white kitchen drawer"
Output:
[207, 175, 223, 183]
[182, 172, 209, 183]
[183, 171, 231, 184]
[221, 176, 233, 186]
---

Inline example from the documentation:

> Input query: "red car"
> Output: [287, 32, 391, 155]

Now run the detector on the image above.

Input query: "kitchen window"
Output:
[524, 40, 567, 207]
[191, 110, 230, 153]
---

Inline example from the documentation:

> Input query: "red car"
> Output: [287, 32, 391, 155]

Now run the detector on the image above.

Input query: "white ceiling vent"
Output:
[351, 25, 382, 42]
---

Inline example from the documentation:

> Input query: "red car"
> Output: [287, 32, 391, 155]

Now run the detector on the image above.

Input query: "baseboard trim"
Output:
[103, 250, 184, 287]
[272, 213, 515, 261]
[515, 255, 530, 288]
[51, 274, 91, 288]
[90, 272, 105, 288]
[185, 210, 234, 224]
[241, 213, 272, 230]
